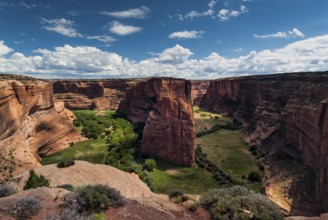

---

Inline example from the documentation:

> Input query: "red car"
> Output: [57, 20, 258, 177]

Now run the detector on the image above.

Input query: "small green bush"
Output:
[200, 113, 208, 117]
[248, 171, 261, 182]
[249, 145, 257, 152]
[0, 184, 15, 198]
[8, 197, 40, 220]
[63, 184, 126, 215]
[194, 109, 200, 113]
[168, 189, 185, 199]
[143, 159, 157, 171]
[24, 170, 49, 190]
[57, 160, 75, 168]
[200, 186, 284, 220]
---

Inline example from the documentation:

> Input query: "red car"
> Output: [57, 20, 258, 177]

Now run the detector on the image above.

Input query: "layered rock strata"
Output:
[200, 72, 328, 213]
[0, 75, 82, 173]
[117, 78, 195, 166]
[52, 79, 133, 110]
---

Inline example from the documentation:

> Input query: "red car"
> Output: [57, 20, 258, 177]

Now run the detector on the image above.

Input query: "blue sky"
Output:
[0, 0, 328, 79]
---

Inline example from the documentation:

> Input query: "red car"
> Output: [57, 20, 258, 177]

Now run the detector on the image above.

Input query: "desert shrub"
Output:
[194, 109, 200, 113]
[200, 113, 208, 117]
[200, 186, 283, 220]
[45, 209, 86, 220]
[57, 184, 74, 191]
[168, 189, 185, 199]
[24, 170, 49, 190]
[248, 171, 261, 182]
[8, 197, 40, 220]
[0, 184, 15, 198]
[188, 201, 200, 212]
[57, 160, 75, 168]
[143, 159, 157, 171]
[249, 145, 257, 152]
[63, 184, 125, 215]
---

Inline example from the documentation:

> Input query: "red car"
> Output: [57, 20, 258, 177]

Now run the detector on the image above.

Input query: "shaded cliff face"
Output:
[52, 79, 132, 110]
[117, 78, 195, 166]
[191, 80, 209, 106]
[200, 72, 328, 214]
[0, 75, 82, 174]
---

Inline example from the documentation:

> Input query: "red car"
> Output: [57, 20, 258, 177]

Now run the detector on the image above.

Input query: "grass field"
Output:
[194, 106, 262, 192]
[41, 139, 108, 165]
[151, 159, 219, 194]
[194, 106, 232, 133]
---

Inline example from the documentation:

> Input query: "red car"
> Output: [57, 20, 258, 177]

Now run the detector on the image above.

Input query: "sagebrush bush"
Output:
[200, 186, 284, 220]
[24, 170, 49, 190]
[168, 189, 184, 199]
[8, 197, 40, 220]
[57, 160, 75, 168]
[0, 184, 15, 198]
[45, 209, 86, 220]
[63, 184, 125, 215]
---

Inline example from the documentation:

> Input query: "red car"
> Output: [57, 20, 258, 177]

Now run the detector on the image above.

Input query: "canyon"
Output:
[2, 72, 328, 218]
[0, 75, 82, 174]
[199, 72, 328, 214]
[117, 78, 195, 166]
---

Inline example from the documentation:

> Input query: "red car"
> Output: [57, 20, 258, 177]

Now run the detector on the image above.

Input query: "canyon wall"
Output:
[52, 79, 133, 110]
[0, 75, 82, 173]
[200, 72, 328, 213]
[117, 78, 195, 166]
[191, 80, 209, 106]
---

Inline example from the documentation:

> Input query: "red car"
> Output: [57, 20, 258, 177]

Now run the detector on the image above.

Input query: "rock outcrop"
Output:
[0, 161, 209, 220]
[52, 79, 132, 110]
[0, 75, 82, 174]
[199, 72, 328, 214]
[117, 78, 195, 166]
[191, 80, 209, 106]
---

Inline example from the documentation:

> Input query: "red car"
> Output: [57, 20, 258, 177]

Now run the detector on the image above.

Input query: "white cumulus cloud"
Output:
[108, 21, 142, 36]
[254, 28, 305, 39]
[1, 35, 328, 79]
[41, 18, 82, 38]
[101, 6, 150, 19]
[169, 31, 204, 39]
[0, 41, 13, 56]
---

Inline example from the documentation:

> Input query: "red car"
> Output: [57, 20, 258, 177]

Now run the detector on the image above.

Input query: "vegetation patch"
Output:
[9, 197, 41, 220]
[195, 107, 263, 191]
[200, 186, 284, 220]
[62, 184, 125, 215]
[24, 170, 49, 190]
[151, 159, 219, 194]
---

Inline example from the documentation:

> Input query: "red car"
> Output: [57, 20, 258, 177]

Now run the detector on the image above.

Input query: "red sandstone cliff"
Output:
[200, 72, 328, 214]
[0, 75, 82, 174]
[52, 79, 132, 110]
[191, 80, 209, 106]
[117, 78, 195, 166]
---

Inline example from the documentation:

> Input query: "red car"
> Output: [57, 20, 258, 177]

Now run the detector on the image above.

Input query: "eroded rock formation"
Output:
[0, 75, 82, 174]
[191, 80, 209, 106]
[200, 72, 328, 214]
[117, 78, 195, 166]
[52, 79, 132, 110]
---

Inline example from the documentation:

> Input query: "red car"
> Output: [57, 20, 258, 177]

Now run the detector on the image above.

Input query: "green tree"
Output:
[143, 159, 157, 171]
[248, 171, 261, 182]
[24, 170, 49, 190]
